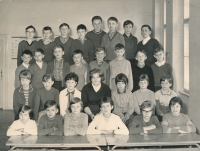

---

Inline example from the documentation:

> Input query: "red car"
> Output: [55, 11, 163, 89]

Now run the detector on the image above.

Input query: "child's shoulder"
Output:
[55, 114, 63, 120]
[147, 89, 155, 94]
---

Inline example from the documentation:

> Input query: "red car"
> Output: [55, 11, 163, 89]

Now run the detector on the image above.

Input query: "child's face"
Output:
[107, 20, 118, 32]
[46, 105, 58, 119]
[141, 27, 151, 38]
[43, 79, 54, 90]
[54, 48, 64, 60]
[71, 102, 82, 115]
[101, 102, 113, 116]
[161, 79, 172, 90]
[117, 81, 126, 92]
[92, 19, 102, 32]
[171, 103, 181, 116]
[43, 30, 52, 40]
[91, 73, 101, 86]
[66, 79, 77, 91]
[124, 24, 133, 35]
[142, 107, 153, 121]
[21, 54, 32, 65]
[20, 77, 31, 87]
[26, 28, 35, 39]
[19, 111, 30, 124]
[96, 50, 106, 62]
[139, 80, 148, 89]
[60, 26, 70, 36]
[154, 51, 164, 62]
[77, 29, 87, 39]
[136, 52, 147, 64]
[73, 54, 83, 64]
[34, 52, 44, 62]
[115, 48, 125, 58]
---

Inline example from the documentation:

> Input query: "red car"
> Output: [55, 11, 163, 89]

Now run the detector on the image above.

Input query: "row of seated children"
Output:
[7, 96, 196, 136]
[15, 42, 172, 94]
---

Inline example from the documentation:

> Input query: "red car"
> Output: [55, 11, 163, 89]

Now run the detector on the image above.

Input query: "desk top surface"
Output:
[105, 133, 200, 145]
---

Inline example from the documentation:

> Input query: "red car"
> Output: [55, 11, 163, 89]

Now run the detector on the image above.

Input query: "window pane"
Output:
[184, 22, 189, 56]
[184, 0, 190, 19]
[184, 57, 189, 90]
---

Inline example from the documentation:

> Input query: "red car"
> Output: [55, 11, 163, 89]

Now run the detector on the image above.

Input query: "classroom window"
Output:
[183, 0, 189, 91]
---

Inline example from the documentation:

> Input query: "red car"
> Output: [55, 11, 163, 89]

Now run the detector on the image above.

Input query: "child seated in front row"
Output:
[70, 50, 88, 91]
[59, 73, 81, 116]
[109, 43, 133, 91]
[162, 97, 196, 133]
[128, 101, 162, 134]
[38, 100, 63, 136]
[155, 76, 177, 122]
[34, 74, 59, 121]
[64, 97, 88, 136]
[7, 105, 37, 136]
[133, 74, 155, 115]
[87, 97, 129, 135]
[112, 73, 134, 124]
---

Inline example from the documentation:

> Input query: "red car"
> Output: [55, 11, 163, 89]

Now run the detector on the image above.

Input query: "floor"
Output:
[0, 110, 15, 151]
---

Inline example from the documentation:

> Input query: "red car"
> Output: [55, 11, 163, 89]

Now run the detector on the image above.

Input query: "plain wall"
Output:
[0, 0, 153, 109]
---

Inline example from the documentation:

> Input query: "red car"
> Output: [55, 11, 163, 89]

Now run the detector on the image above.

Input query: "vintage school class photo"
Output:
[0, 0, 200, 150]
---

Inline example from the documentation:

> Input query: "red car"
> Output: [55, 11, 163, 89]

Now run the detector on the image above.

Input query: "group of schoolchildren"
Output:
[7, 16, 196, 137]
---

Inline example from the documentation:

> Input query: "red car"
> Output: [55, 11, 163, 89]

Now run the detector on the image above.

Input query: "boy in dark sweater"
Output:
[38, 100, 63, 136]
[86, 16, 106, 50]
[137, 24, 160, 66]
[123, 20, 138, 64]
[101, 17, 125, 62]
[17, 25, 39, 66]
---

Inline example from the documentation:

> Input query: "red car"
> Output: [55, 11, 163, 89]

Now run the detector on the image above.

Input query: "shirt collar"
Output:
[22, 63, 29, 68]
[155, 60, 165, 67]
[55, 58, 63, 63]
[60, 36, 69, 41]
[78, 38, 87, 44]
[19, 85, 33, 93]
[117, 89, 126, 94]
[66, 89, 75, 96]
[123, 33, 133, 38]
[137, 63, 145, 68]
[160, 89, 172, 95]
[142, 36, 151, 45]
[93, 30, 102, 34]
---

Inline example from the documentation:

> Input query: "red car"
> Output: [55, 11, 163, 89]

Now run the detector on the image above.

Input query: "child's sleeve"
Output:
[73, 114, 88, 136]
[133, 93, 140, 114]
[127, 61, 133, 91]
[81, 86, 88, 109]
[59, 91, 68, 117]
[53, 116, 63, 136]
[64, 114, 77, 136]
[88, 41, 95, 63]
[119, 34, 125, 46]
[114, 116, 129, 135]
[101, 35, 106, 47]
[38, 117, 54, 136]
[46, 62, 52, 74]
[127, 93, 134, 116]
[7, 121, 21, 136]
[55, 90, 59, 105]
[179, 116, 196, 133]
[128, 116, 144, 134]
[24, 120, 38, 135]
[148, 67, 155, 92]
[162, 115, 179, 133]
[17, 42, 23, 66]
[86, 116, 101, 134]
[112, 92, 124, 119]
[147, 116, 162, 134]
[33, 90, 40, 121]
[13, 89, 19, 118]
[106, 66, 110, 86]
[14, 68, 20, 88]
[155, 92, 163, 116]
[84, 69, 87, 84]
[105, 85, 111, 97]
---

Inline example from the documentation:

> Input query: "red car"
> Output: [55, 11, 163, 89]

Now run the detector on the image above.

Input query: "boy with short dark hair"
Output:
[47, 45, 70, 92]
[101, 17, 125, 62]
[54, 23, 74, 65]
[29, 48, 47, 89]
[151, 46, 173, 91]
[137, 24, 160, 66]
[73, 24, 94, 64]
[89, 47, 110, 85]
[13, 69, 37, 120]
[123, 20, 138, 64]
[38, 100, 63, 136]
[15, 50, 32, 88]
[38, 26, 56, 63]
[70, 50, 88, 90]
[86, 16, 106, 50]
[17, 25, 39, 66]
[131, 49, 155, 92]
[34, 74, 59, 121]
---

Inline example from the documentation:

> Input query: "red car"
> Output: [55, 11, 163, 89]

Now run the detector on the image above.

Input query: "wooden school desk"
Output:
[6, 135, 107, 150]
[105, 133, 200, 151]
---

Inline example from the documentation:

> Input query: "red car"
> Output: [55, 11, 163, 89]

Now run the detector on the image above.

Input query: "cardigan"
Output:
[38, 114, 63, 136]
[47, 59, 70, 87]
[54, 37, 74, 65]
[162, 113, 196, 133]
[123, 33, 138, 60]
[7, 119, 37, 136]
[29, 61, 47, 89]
[59, 88, 81, 116]
[137, 38, 160, 66]
[38, 39, 56, 63]
[82, 82, 111, 115]
[128, 114, 162, 134]
[13, 85, 37, 119]
[87, 113, 129, 135]
[101, 32, 125, 61]
[17, 40, 39, 66]
[64, 112, 88, 136]
[131, 64, 155, 92]
[34, 87, 59, 120]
